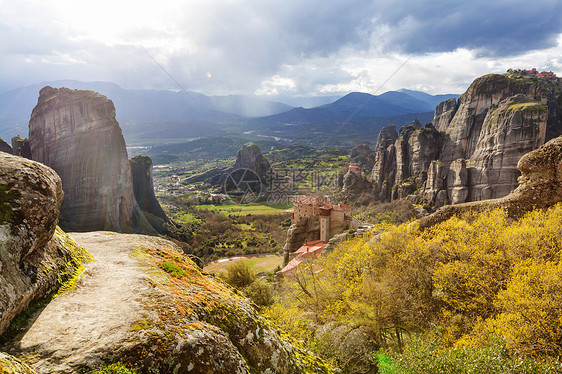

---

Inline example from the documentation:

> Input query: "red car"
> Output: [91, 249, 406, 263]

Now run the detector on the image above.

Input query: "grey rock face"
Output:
[365, 72, 562, 207]
[233, 143, 272, 182]
[424, 161, 447, 206]
[350, 144, 374, 169]
[28, 86, 155, 234]
[467, 95, 548, 201]
[11, 136, 31, 159]
[447, 159, 469, 204]
[0, 138, 12, 154]
[342, 166, 366, 194]
[418, 135, 562, 229]
[0, 152, 89, 335]
[433, 97, 458, 132]
[374, 124, 398, 150]
[129, 155, 169, 225]
[408, 125, 443, 176]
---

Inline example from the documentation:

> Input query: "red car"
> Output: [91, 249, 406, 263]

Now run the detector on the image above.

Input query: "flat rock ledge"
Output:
[3, 233, 328, 374]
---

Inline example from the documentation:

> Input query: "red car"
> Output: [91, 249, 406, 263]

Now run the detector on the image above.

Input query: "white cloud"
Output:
[0, 0, 561, 96]
[255, 75, 297, 96]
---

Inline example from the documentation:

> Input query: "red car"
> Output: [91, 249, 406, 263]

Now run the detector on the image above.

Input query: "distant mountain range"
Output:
[0, 80, 457, 147]
[242, 90, 457, 147]
[0, 80, 293, 143]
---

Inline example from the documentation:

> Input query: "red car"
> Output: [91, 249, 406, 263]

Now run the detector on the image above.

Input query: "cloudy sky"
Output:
[1, 0, 561, 97]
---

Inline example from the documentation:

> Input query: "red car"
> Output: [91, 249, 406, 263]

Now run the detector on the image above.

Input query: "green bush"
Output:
[382, 330, 562, 374]
[244, 279, 274, 309]
[221, 261, 256, 289]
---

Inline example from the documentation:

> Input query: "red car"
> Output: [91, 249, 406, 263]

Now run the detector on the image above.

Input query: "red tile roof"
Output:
[280, 241, 327, 276]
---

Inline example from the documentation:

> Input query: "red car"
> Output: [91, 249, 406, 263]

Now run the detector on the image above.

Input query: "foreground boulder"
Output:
[0, 152, 90, 336]
[28, 86, 155, 234]
[5, 233, 329, 373]
[0, 353, 37, 374]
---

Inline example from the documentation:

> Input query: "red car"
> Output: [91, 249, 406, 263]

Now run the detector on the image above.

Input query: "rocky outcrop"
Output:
[0, 138, 12, 154]
[11, 137, 31, 159]
[367, 71, 562, 207]
[417, 135, 562, 229]
[466, 95, 548, 201]
[342, 165, 367, 194]
[28, 86, 155, 234]
[371, 125, 398, 201]
[233, 143, 272, 182]
[314, 323, 378, 374]
[129, 155, 169, 231]
[350, 144, 374, 169]
[6, 232, 329, 373]
[0, 152, 90, 336]
[282, 218, 321, 265]
[432, 97, 458, 132]
[371, 123, 443, 201]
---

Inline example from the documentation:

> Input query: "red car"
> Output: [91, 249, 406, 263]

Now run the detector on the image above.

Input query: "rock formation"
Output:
[417, 135, 562, 229]
[5, 232, 329, 373]
[350, 144, 374, 169]
[129, 155, 169, 231]
[0, 138, 12, 154]
[11, 136, 31, 159]
[28, 86, 155, 234]
[342, 165, 367, 193]
[365, 71, 562, 207]
[0, 152, 90, 336]
[232, 142, 272, 182]
[343, 144, 374, 193]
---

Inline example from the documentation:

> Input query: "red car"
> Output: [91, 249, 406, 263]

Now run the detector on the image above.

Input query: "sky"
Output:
[1, 0, 561, 98]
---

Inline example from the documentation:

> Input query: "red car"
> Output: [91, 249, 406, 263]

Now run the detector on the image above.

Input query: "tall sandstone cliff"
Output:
[129, 155, 170, 231]
[28, 87, 155, 233]
[369, 72, 562, 207]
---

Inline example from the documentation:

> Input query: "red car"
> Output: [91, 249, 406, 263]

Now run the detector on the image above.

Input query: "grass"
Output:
[507, 101, 547, 113]
[169, 210, 202, 224]
[377, 354, 409, 374]
[204, 254, 283, 274]
[196, 203, 292, 216]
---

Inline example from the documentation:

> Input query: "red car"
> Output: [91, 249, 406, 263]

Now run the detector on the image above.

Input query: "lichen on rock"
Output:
[0, 152, 92, 339]
[0, 352, 37, 374]
[5, 233, 330, 373]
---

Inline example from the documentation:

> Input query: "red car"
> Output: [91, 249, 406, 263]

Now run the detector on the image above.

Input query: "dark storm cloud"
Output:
[367, 0, 562, 56]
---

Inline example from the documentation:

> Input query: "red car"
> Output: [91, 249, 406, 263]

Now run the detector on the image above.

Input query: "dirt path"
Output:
[6, 232, 168, 373]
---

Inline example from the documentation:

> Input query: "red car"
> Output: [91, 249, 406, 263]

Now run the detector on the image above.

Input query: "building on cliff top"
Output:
[289, 196, 351, 242]
[509, 68, 558, 79]
[281, 196, 352, 276]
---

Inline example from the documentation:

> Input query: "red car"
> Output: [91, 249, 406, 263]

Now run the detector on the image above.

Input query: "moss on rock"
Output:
[0, 352, 37, 374]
